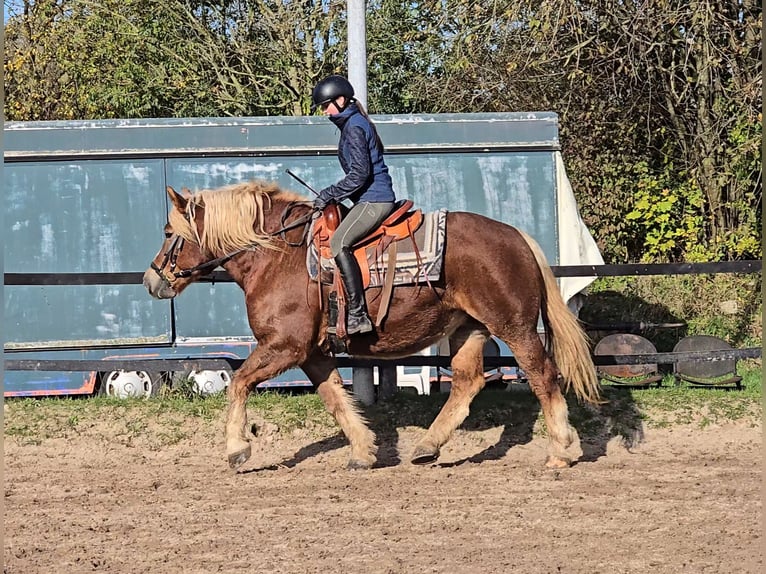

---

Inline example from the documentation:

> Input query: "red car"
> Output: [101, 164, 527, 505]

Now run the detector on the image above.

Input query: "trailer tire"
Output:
[98, 370, 164, 399]
[179, 368, 232, 396]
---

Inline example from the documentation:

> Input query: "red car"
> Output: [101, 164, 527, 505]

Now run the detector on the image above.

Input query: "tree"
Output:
[5, 0, 761, 260]
[386, 0, 761, 261]
[4, 0, 348, 119]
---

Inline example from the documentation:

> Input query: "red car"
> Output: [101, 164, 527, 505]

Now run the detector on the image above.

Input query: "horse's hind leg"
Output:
[502, 328, 578, 468]
[411, 326, 489, 464]
[302, 354, 378, 469]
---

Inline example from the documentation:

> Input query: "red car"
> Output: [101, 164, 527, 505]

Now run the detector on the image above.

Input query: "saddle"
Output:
[311, 199, 425, 332]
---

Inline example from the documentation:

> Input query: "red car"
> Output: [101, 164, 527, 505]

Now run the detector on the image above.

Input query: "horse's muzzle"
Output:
[143, 268, 177, 299]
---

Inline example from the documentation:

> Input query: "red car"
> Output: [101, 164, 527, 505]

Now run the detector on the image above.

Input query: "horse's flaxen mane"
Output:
[169, 181, 307, 255]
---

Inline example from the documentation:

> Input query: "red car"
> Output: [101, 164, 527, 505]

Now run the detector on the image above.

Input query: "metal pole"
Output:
[347, 0, 367, 107]
[378, 365, 398, 401]
[347, 0, 370, 399]
[352, 367, 376, 406]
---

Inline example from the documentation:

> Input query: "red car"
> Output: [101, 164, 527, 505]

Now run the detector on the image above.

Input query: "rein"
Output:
[153, 202, 315, 281]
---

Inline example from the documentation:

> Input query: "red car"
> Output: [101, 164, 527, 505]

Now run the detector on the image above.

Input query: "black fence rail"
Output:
[4, 346, 762, 375]
[3, 260, 761, 286]
[4, 260, 761, 377]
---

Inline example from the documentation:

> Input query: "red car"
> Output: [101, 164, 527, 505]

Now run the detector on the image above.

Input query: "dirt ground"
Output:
[4, 401, 763, 574]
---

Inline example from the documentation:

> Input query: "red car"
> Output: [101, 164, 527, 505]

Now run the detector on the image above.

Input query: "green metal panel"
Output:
[3, 113, 558, 157]
[165, 151, 557, 243]
[388, 152, 557, 246]
[3, 160, 172, 348]
[4, 113, 560, 347]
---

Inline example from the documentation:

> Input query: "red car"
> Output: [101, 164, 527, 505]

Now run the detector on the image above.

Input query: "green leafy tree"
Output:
[4, 0, 761, 262]
[4, 0, 347, 118]
[383, 0, 761, 262]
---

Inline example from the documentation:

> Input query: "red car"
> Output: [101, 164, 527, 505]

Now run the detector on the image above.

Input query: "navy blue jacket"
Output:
[318, 103, 395, 204]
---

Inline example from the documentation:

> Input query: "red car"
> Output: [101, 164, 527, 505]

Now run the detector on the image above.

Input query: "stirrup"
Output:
[327, 291, 338, 334]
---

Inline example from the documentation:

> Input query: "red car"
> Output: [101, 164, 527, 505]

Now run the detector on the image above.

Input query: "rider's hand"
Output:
[313, 189, 332, 210]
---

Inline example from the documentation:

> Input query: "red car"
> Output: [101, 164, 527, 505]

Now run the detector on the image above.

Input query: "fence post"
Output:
[378, 365, 398, 401]
[352, 367, 375, 406]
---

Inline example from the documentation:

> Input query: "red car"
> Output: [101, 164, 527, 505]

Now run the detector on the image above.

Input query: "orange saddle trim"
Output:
[312, 200, 424, 288]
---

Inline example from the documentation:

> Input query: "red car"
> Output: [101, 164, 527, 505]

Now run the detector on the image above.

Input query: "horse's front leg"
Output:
[226, 345, 298, 469]
[302, 353, 377, 469]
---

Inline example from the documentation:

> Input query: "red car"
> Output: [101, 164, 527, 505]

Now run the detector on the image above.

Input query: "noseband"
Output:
[150, 234, 190, 284]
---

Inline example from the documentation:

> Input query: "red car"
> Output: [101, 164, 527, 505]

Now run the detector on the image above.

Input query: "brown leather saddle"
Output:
[311, 199, 424, 332]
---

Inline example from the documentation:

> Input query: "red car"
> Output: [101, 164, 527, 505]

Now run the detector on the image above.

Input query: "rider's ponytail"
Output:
[353, 100, 385, 154]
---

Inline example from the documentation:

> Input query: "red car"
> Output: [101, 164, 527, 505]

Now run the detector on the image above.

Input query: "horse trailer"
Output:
[3, 113, 603, 397]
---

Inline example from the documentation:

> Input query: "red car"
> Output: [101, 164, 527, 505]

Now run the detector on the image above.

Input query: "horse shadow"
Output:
[255, 382, 645, 471]
[241, 433, 351, 473]
[367, 387, 543, 468]
[368, 385, 645, 468]
[569, 386, 645, 463]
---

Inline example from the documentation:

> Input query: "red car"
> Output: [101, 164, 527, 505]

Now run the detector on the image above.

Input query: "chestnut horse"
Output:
[143, 180, 600, 470]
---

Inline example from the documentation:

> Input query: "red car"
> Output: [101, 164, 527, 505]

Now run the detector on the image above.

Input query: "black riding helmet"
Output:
[311, 75, 355, 112]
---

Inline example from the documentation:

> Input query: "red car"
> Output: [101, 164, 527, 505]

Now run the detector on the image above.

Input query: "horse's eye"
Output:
[164, 231, 172, 239]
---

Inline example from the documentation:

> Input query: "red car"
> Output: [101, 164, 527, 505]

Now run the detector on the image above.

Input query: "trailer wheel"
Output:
[98, 370, 163, 399]
[180, 368, 232, 396]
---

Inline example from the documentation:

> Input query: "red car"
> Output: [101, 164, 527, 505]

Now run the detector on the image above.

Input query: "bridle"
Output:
[150, 234, 189, 283]
[150, 201, 316, 285]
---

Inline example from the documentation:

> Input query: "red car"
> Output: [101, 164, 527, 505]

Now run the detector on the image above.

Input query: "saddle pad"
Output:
[307, 209, 447, 286]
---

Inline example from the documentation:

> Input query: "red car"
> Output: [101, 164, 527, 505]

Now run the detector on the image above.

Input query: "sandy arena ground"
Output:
[4, 401, 763, 574]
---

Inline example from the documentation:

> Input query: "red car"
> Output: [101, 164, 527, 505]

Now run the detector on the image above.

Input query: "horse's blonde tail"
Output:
[519, 230, 601, 404]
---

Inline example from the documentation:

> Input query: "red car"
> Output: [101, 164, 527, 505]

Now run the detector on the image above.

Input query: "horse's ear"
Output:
[166, 186, 188, 212]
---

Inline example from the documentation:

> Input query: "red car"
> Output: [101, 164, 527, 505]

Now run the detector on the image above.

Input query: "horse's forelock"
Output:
[168, 206, 198, 243]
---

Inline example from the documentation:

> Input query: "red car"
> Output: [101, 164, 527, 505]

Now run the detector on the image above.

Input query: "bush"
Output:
[580, 273, 762, 352]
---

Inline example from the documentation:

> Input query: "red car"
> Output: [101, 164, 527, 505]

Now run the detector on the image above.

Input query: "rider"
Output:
[311, 74, 396, 335]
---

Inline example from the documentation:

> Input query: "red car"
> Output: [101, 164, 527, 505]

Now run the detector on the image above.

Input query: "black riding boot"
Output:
[334, 248, 373, 335]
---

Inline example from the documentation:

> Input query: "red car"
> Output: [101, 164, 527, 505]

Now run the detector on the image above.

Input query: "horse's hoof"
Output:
[228, 444, 252, 470]
[545, 455, 571, 469]
[411, 445, 440, 465]
[347, 459, 372, 471]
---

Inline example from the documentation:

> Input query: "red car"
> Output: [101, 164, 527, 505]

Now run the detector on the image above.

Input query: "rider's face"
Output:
[320, 96, 346, 115]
